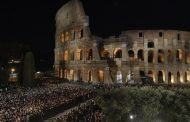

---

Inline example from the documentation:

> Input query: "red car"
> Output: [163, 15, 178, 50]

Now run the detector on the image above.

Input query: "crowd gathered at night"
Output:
[50, 99, 103, 122]
[0, 81, 95, 122]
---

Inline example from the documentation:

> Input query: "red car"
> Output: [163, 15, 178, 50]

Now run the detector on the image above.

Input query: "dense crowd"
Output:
[53, 99, 103, 122]
[93, 82, 190, 90]
[0, 83, 94, 122]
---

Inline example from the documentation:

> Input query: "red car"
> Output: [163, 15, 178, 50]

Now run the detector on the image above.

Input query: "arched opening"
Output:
[114, 49, 122, 58]
[69, 69, 74, 81]
[64, 50, 68, 61]
[140, 70, 146, 83]
[148, 41, 154, 48]
[64, 69, 67, 79]
[70, 52, 74, 61]
[76, 49, 83, 60]
[128, 50, 134, 61]
[60, 68, 63, 78]
[176, 49, 183, 63]
[78, 29, 83, 39]
[185, 52, 190, 64]
[158, 71, 164, 83]
[177, 71, 181, 83]
[158, 50, 164, 63]
[98, 70, 104, 83]
[87, 49, 93, 60]
[60, 33, 64, 43]
[116, 71, 122, 83]
[168, 72, 172, 83]
[168, 50, 173, 63]
[78, 70, 82, 81]
[65, 32, 69, 41]
[138, 49, 144, 61]
[148, 50, 154, 63]
[148, 71, 154, 82]
[169, 72, 175, 83]
[185, 71, 190, 82]
[88, 71, 92, 82]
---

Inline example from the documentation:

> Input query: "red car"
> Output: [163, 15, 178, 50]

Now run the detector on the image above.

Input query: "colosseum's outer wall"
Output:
[54, 0, 190, 84]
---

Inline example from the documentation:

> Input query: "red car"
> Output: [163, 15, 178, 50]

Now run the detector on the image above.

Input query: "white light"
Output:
[36, 71, 41, 74]
[130, 115, 134, 120]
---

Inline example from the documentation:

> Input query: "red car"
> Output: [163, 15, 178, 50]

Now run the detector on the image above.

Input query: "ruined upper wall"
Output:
[55, 0, 89, 36]
[104, 30, 190, 43]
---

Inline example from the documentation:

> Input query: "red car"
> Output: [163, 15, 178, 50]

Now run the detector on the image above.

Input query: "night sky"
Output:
[0, 0, 190, 70]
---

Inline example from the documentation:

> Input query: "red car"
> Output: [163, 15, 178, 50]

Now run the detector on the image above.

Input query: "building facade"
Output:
[54, 0, 190, 84]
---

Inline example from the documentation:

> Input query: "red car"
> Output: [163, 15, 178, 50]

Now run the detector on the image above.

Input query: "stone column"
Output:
[122, 44, 127, 61]
[164, 69, 168, 84]
[92, 68, 98, 84]
[154, 49, 158, 64]
[164, 49, 168, 65]
[144, 49, 148, 65]
[104, 67, 112, 84]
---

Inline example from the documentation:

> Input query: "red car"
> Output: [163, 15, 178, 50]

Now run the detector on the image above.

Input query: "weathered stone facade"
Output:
[54, 0, 190, 84]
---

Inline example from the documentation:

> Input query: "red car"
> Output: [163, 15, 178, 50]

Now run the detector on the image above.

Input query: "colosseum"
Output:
[54, 0, 190, 84]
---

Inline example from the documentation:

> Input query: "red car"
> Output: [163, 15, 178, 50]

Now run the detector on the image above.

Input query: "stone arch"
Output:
[69, 69, 74, 81]
[114, 48, 122, 58]
[176, 49, 183, 63]
[148, 50, 154, 63]
[158, 49, 164, 63]
[138, 49, 144, 61]
[87, 49, 93, 60]
[76, 49, 83, 60]
[65, 32, 69, 41]
[128, 50, 134, 61]
[185, 52, 190, 64]
[116, 71, 122, 83]
[60, 33, 64, 43]
[64, 50, 68, 61]
[64, 69, 67, 79]
[168, 72, 174, 83]
[167, 50, 173, 63]
[77, 70, 82, 81]
[185, 71, 190, 82]
[140, 70, 145, 77]
[98, 70, 104, 83]
[148, 70, 154, 82]
[60, 68, 63, 78]
[158, 71, 164, 83]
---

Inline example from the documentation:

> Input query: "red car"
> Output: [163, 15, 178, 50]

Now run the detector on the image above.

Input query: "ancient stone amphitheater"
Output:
[54, 0, 190, 84]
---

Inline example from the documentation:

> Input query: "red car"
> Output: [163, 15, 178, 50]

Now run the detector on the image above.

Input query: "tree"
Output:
[22, 52, 35, 87]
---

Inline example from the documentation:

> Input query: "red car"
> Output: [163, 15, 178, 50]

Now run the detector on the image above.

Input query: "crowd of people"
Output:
[0, 83, 95, 122]
[92, 82, 190, 91]
[52, 99, 103, 122]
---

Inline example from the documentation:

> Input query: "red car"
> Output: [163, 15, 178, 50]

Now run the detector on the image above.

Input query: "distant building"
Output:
[0, 42, 30, 84]
[54, 0, 190, 84]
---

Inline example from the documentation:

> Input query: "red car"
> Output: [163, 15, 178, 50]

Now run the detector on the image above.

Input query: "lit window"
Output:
[60, 33, 64, 43]
[64, 50, 68, 61]
[65, 32, 69, 41]
[78, 29, 83, 39]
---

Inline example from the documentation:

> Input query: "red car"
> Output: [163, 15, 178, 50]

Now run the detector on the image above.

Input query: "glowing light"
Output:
[11, 68, 15, 72]
[130, 115, 134, 120]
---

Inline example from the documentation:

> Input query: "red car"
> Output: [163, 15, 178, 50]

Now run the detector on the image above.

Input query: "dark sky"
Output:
[0, 0, 190, 70]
